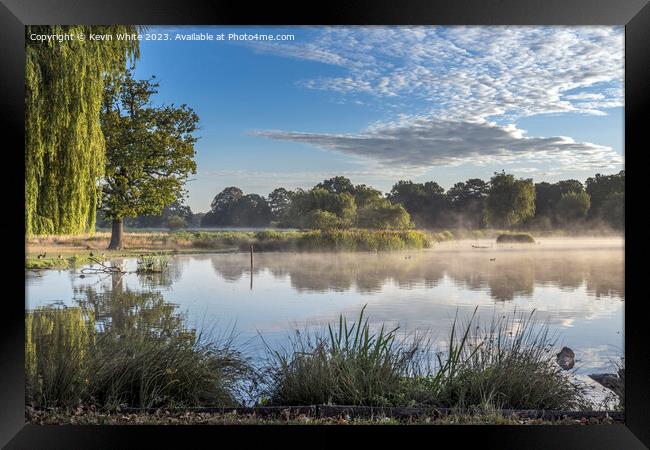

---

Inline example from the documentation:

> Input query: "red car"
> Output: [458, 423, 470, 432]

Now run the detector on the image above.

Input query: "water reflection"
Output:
[74, 271, 186, 338]
[25, 239, 624, 374]
[210, 250, 623, 302]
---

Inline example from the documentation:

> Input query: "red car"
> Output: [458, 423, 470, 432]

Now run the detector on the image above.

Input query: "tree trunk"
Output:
[108, 218, 124, 250]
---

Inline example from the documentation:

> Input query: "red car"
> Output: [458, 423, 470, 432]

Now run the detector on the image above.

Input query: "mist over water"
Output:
[26, 237, 624, 374]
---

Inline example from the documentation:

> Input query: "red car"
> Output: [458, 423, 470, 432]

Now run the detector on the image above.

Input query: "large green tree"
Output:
[288, 188, 357, 229]
[485, 172, 536, 228]
[388, 180, 447, 227]
[100, 71, 198, 249]
[446, 178, 489, 228]
[586, 170, 625, 218]
[534, 179, 585, 223]
[26, 26, 140, 236]
[555, 191, 591, 225]
[202, 187, 272, 227]
[267, 187, 294, 223]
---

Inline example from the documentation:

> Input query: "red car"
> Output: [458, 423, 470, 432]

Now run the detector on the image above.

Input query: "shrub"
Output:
[306, 210, 341, 230]
[167, 215, 188, 231]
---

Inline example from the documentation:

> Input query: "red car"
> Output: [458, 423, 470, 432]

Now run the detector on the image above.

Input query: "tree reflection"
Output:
[208, 250, 624, 302]
[74, 271, 188, 340]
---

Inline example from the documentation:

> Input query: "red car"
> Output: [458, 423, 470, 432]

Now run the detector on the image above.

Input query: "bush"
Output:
[167, 215, 188, 231]
[305, 210, 341, 230]
[555, 191, 590, 224]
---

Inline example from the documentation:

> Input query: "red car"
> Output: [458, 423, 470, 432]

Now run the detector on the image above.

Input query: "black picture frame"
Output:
[2, 0, 648, 448]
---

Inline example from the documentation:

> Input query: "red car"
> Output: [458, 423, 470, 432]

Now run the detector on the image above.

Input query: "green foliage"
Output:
[388, 180, 448, 227]
[555, 191, 591, 224]
[125, 201, 193, 229]
[200, 171, 621, 232]
[357, 199, 412, 229]
[306, 210, 341, 230]
[598, 192, 624, 230]
[535, 180, 585, 222]
[485, 172, 536, 228]
[288, 188, 357, 229]
[586, 171, 624, 217]
[315, 176, 355, 194]
[167, 215, 188, 231]
[202, 187, 271, 227]
[27, 295, 585, 411]
[445, 179, 489, 229]
[26, 26, 140, 236]
[294, 229, 432, 251]
[100, 70, 197, 223]
[267, 188, 293, 222]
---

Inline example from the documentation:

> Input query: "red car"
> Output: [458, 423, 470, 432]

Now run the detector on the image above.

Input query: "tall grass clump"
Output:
[26, 307, 95, 408]
[264, 306, 426, 406]
[433, 308, 584, 410]
[136, 254, 170, 273]
[263, 307, 585, 411]
[90, 330, 251, 409]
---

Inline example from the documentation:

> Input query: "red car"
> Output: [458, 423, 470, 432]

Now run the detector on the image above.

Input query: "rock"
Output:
[571, 374, 620, 411]
[588, 373, 623, 393]
[556, 346, 575, 370]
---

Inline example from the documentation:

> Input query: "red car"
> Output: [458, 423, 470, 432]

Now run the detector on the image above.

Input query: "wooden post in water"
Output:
[250, 244, 254, 290]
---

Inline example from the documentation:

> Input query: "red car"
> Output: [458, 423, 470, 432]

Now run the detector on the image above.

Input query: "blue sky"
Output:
[134, 26, 624, 213]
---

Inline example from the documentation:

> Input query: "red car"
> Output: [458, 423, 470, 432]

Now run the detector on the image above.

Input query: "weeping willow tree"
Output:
[26, 26, 140, 236]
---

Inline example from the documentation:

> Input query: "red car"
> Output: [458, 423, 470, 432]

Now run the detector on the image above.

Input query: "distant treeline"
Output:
[101, 170, 624, 231]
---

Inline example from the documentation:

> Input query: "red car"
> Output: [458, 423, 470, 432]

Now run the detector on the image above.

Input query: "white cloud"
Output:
[248, 26, 623, 171]
[252, 118, 621, 171]
[255, 26, 623, 121]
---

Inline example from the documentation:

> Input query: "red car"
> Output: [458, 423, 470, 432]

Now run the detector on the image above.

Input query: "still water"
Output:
[26, 237, 624, 374]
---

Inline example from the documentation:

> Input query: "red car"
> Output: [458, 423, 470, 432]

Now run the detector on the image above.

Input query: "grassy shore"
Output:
[26, 229, 444, 267]
[26, 227, 624, 267]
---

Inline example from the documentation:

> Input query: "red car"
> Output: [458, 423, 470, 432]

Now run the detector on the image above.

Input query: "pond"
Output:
[25, 237, 624, 375]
